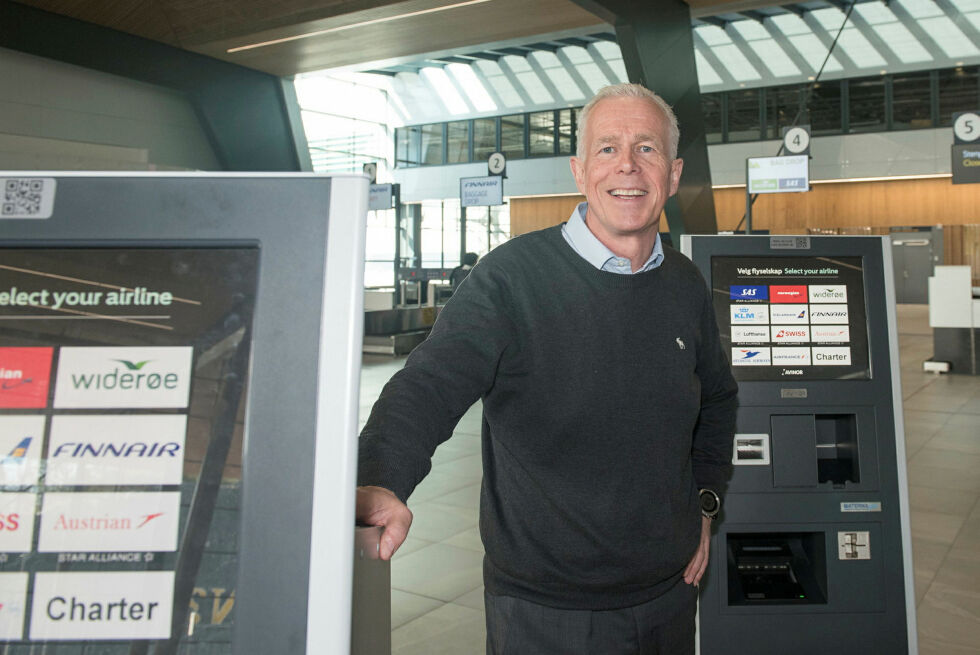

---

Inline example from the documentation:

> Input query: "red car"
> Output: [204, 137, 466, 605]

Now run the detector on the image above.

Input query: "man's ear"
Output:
[668, 158, 684, 197]
[570, 156, 586, 196]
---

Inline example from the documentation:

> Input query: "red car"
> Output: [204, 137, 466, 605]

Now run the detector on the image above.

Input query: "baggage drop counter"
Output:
[681, 235, 916, 655]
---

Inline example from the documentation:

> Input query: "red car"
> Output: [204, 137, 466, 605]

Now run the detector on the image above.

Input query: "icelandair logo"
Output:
[54, 348, 192, 409]
[39, 492, 179, 553]
[0, 416, 45, 487]
[1, 438, 31, 465]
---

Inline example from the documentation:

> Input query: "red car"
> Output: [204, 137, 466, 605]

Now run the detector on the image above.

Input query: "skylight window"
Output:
[769, 13, 811, 36]
[731, 20, 770, 41]
[836, 29, 887, 68]
[920, 16, 980, 57]
[446, 63, 497, 112]
[576, 62, 612, 92]
[787, 34, 844, 73]
[949, 0, 980, 11]
[515, 71, 555, 104]
[694, 49, 723, 86]
[419, 67, 469, 115]
[559, 45, 592, 65]
[695, 24, 732, 46]
[872, 23, 932, 63]
[502, 55, 532, 73]
[749, 40, 802, 77]
[529, 51, 586, 102]
[897, 0, 944, 19]
[714, 44, 762, 81]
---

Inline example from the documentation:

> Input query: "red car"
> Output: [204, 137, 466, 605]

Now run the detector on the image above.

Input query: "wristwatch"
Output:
[699, 488, 721, 520]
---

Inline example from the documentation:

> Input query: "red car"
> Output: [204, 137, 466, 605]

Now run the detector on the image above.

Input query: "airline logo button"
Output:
[772, 347, 812, 366]
[39, 492, 180, 553]
[0, 493, 38, 552]
[772, 326, 811, 343]
[0, 415, 46, 486]
[811, 325, 851, 343]
[0, 572, 29, 640]
[809, 285, 847, 303]
[769, 304, 808, 324]
[30, 571, 174, 640]
[732, 347, 772, 366]
[813, 347, 852, 365]
[731, 326, 770, 343]
[47, 415, 186, 486]
[729, 285, 768, 301]
[0, 347, 54, 408]
[730, 305, 769, 325]
[769, 285, 807, 303]
[810, 304, 849, 324]
[54, 347, 192, 408]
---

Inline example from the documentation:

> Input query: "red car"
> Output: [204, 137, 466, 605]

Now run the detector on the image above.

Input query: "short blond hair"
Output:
[576, 83, 680, 160]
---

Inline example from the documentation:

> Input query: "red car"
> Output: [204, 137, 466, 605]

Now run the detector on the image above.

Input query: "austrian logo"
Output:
[0, 572, 29, 641]
[769, 285, 808, 303]
[0, 347, 54, 408]
[729, 285, 768, 301]
[813, 347, 852, 365]
[769, 304, 808, 325]
[54, 347, 192, 409]
[731, 347, 772, 366]
[811, 325, 851, 343]
[30, 571, 174, 641]
[730, 305, 770, 325]
[0, 416, 45, 487]
[771, 326, 811, 343]
[731, 326, 770, 343]
[772, 347, 812, 366]
[808, 285, 847, 303]
[38, 492, 180, 553]
[47, 415, 186, 486]
[810, 305, 849, 324]
[0, 493, 38, 553]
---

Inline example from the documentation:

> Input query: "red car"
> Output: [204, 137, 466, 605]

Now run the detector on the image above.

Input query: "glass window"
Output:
[892, 72, 933, 130]
[420, 200, 447, 268]
[473, 118, 498, 162]
[501, 114, 525, 159]
[939, 66, 980, 126]
[848, 77, 886, 133]
[447, 121, 470, 163]
[558, 109, 573, 155]
[573, 107, 584, 153]
[765, 85, 804, 140]
[701, 93, 723, 144]
[727, 89, 762, 142]
[420, 124, 444, 165]
[364, 208, 396, 287]
[395, 126, 421, 167]
[808, 81, 843, 136]
[529, 111, 555, 156]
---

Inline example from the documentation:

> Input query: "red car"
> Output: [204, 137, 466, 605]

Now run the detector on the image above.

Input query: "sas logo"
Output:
[772, 326, 810, 343]
[730, 305, 769, 325]
[0, 416, 45, 486]
[810, 305, 849, 324]
[731, 347, 771, 366]
[813, 347, 852, 365]
[769, 285, 808, 303]
[729, 285, 768, 301]
[811, 326, 851, 343]
[731, 326, 770, 343]
[772, 347, 812, 366]
[769, 304, 809, 324]
[38, 492, 180, 553]
[0, 347, 54, 408]
[54, 347, 193, 409]
[47, 415, 186, 486]
[0, 572, 29, 641]
[809, 285, 847, 303]
[0, 494, 37, 553]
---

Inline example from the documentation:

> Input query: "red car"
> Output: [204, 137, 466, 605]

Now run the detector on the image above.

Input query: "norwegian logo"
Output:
[729, 285, 768, 301]
[769, 285, 808, 303]
[54, 347, 192, 409]
[0, 347, 54, 408]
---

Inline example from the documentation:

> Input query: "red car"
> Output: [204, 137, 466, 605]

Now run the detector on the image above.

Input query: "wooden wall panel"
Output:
[510, 196, 584, 236]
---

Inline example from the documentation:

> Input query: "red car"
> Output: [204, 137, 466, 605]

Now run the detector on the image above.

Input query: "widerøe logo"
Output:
[54, 347, 192, 409]
[808, 285, 847, 303]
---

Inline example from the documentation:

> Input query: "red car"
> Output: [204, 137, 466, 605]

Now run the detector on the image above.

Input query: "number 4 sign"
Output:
[782, 126, 810, 155]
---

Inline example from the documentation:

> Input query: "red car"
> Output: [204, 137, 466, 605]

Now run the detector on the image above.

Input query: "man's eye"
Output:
[600, 146, 615, 154]
[638, 145, 654, 153]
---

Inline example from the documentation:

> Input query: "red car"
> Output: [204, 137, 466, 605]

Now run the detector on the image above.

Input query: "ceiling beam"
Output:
[801, 10, 859, 74]
[585, 42, 621, 85]
[878, 0, 943, 62]
[759, 15, 816, 76]
[934, 0, 980, 53]
[723, 22, 773, 80]
[525, 51, 566, 104]
[847, 7, 901, 69]
[555, 47, 597, 98]
[496, 56, 535, 106]
[692, 30, 739, 88]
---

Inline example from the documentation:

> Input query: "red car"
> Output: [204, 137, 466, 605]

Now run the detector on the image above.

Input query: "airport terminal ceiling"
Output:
[13, 0, 794, 75]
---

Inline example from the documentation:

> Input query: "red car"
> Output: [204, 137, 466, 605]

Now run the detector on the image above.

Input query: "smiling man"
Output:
[357, 83, 738, 654]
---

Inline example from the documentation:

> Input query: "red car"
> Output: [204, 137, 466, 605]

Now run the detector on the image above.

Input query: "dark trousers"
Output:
[485, 580, 697, 655]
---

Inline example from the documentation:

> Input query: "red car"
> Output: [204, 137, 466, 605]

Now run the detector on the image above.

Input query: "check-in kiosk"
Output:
[0, 173, 370, 654]
[681, 235, 916, 655]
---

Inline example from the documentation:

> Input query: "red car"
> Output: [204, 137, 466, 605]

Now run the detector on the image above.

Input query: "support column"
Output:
[570, 0, 717, 235]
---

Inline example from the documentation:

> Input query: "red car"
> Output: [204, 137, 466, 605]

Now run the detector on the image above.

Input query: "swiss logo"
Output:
[0, 493, 38, 553]
[0, 347, 53, 408]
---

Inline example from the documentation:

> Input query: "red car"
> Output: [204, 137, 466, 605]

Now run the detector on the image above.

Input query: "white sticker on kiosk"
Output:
[0, 493, 38, 552]
[771, 326, 810, 343]
[0, 572, 29, 640]
[30, 571, 174, 640]
[772, 347, 811, 366]
[0, 415, 46, 486]
[841, 502, 882, 513]
[1, 178, 56, 219]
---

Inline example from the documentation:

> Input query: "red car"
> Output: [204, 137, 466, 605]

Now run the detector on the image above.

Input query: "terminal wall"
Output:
[0, 47, 219, 171]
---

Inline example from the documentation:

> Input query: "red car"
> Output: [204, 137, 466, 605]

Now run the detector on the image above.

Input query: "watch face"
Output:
[700, 490, 720, 514]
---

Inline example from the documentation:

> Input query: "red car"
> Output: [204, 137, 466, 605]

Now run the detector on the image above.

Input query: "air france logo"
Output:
[809, 285, 847, 303]
[39, 492, 180, 553]
[730, 285, 768, 301]
[772, 347, 812, 366]
[731, 347, 771, 366]
[0, 347, 53, 408]
[54, 348, 192, 409]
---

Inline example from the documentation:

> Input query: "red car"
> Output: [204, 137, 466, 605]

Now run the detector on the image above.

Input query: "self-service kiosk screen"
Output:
[711, 256, 870, 381]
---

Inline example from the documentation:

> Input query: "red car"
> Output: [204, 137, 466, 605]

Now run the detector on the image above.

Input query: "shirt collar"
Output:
[562, 202, 664, 274]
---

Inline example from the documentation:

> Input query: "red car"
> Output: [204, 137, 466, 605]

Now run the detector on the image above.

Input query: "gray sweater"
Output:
[358, 225, 738, 609]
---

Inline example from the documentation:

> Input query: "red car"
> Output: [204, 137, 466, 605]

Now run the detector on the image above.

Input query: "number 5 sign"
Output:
[953, 112, 980, 145]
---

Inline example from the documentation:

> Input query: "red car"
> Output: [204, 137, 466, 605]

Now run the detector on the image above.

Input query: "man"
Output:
[357, 83, 737, 654]
[450, 251, 479, 291]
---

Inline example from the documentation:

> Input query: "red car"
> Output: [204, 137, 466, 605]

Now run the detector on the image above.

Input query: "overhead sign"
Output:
[951, 145, 980, 185]
[747, 155, 809, 194]
[460, 176, 504, 207]
[952, 111, 980, 145]
[368, 183, 393, 211]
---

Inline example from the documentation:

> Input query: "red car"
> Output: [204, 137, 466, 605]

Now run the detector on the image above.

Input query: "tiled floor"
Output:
[358, 304, 980, 654]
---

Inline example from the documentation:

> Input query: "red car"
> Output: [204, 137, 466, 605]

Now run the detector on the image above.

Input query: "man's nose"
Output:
[616, 150, 638, 173]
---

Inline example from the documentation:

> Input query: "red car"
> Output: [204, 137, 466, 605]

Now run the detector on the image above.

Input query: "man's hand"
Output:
[683, 516, 712, 586]
[356, 486, 413, 560]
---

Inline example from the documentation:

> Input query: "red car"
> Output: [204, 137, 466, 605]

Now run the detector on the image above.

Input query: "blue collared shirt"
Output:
[561, 202, 664, 274]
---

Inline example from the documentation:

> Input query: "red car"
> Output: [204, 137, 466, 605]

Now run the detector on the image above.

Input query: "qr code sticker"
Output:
[1, 177, 56, 219]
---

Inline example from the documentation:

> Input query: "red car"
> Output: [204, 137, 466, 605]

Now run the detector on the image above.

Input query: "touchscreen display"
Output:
[711, 256, 870, 381]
